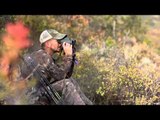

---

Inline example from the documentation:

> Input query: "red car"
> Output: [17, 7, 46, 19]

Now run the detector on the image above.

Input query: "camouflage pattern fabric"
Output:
[20, 49, 93, 105]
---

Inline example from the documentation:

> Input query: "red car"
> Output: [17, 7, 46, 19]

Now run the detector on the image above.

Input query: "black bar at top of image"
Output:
[0, 0, 160, 14]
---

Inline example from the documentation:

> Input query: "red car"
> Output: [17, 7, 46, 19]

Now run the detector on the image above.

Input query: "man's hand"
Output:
[62, 42, 73, 56]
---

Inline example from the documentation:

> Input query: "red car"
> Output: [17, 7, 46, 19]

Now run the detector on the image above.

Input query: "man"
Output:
[20, 29, 93, 105]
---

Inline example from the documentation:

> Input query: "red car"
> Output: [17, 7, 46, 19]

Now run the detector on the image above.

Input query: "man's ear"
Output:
[45, 41, 50, 47]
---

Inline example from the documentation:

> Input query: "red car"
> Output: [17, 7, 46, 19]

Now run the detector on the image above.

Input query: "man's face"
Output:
[45, 39, 62, 52]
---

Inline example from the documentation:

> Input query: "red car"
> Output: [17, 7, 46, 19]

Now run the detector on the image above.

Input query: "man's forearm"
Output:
[63, 55, 73, 74]
[63, 55, 74, 78]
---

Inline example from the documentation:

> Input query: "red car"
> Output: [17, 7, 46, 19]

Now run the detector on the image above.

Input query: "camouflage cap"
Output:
[59, 36, 72, 44]
[39, 29, 67, 44]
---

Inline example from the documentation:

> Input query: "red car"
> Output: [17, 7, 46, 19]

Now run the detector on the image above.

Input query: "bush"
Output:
[73, 43, 160, 105]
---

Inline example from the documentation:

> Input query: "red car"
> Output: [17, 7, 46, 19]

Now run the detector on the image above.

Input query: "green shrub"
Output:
[73, 44, 160, 105]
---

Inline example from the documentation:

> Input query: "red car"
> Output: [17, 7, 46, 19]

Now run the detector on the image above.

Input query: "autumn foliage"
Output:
[0, 15, 160, 105]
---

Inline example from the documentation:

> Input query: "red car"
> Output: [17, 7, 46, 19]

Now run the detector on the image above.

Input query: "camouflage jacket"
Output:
[20, 49, 74, 83]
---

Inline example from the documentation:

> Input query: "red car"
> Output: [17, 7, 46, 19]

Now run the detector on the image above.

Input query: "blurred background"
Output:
[1, 15, 160, 105]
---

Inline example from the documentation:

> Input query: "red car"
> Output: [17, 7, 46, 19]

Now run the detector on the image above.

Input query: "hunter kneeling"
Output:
[20, 29, 93, 105]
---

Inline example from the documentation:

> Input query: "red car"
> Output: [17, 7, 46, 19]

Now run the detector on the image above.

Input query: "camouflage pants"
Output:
[27, 78, 93, 105]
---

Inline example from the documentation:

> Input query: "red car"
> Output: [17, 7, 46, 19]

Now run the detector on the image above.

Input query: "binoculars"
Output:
[58, 36, 76, 53]
[59, 36, 78, 65]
